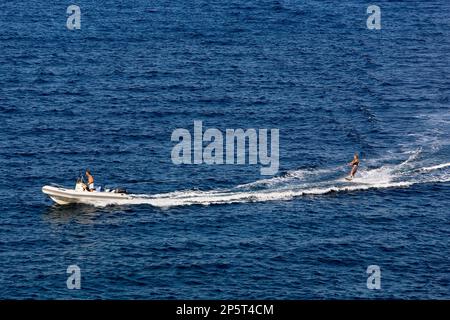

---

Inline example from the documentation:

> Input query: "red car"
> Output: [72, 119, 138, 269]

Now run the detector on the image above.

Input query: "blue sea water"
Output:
[0, 0, 449, 299]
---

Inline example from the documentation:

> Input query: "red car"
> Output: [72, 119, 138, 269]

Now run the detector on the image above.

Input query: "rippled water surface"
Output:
[0, 1, 449, 299]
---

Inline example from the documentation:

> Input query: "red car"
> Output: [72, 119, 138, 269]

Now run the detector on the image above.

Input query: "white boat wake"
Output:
[87, 156, 449, 208]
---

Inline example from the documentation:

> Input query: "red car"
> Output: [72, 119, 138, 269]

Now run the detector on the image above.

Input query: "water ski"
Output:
[345, 176, 353, 181]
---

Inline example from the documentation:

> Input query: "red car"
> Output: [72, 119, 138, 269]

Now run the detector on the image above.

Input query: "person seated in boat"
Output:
[85, 169, 95, 192]
[348, 153, 360, 178]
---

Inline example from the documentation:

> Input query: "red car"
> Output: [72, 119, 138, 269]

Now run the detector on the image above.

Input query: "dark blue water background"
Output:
[0, 1, 449, 299]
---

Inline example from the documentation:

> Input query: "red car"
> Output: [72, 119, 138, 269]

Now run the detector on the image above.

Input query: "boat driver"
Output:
[85, 170, 95, 192]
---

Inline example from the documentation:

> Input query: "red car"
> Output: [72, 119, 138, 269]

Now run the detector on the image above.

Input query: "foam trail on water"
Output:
[85, 157, 449, 208]
[419, 162, 450, 172]
[235, 167, 337, 189]
[94, 180, 415, 208]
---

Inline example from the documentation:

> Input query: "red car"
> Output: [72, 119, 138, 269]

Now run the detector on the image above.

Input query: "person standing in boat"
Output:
[85, 169, 95, 192]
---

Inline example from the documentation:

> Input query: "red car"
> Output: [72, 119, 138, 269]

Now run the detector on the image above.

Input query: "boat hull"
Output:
[42, 185, 132, 205]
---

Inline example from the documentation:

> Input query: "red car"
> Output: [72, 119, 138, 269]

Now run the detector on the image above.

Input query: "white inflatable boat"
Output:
[42, 183, 132, 205]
